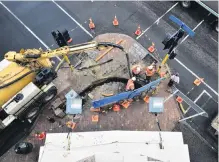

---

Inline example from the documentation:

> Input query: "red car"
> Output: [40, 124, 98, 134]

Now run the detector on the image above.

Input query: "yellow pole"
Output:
[64, 55, 74, 71]
[161, 54, 169, 65]
[157, 54, 169, 73]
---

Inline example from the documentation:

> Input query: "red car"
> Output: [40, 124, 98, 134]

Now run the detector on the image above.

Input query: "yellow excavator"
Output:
[0, 41, 123, 129]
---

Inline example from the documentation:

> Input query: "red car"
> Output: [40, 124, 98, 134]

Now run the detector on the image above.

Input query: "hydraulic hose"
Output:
[0, 70, 38, 89]
[125, 52, 132, 78]
[98, 42, 124, 51]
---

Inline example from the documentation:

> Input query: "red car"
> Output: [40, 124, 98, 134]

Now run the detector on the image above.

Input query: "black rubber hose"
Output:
[0, 70, 38, 89]
[98, 42, 124, 51]
[125, 53, 132, 78]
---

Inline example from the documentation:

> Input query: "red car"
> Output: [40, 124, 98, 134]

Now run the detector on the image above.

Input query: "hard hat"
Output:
[148, 66, 153, 70]
[131, 77, 136, 81]
[136, 66, 141, 73]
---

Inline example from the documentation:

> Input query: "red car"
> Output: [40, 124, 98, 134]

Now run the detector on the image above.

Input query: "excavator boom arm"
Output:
[4, 41, 124, 62]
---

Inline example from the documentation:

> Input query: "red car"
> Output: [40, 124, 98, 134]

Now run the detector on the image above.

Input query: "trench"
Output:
[79, 76, 142, 97]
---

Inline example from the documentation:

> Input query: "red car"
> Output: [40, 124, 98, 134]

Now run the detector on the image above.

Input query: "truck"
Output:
[180, 1, 218, 32]
[0, 41, 121, 130]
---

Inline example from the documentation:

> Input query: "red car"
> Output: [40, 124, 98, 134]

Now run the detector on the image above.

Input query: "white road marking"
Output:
[0, 2, 62, 61]
[175, 58, 218, 96]
[70, 26, 78, 32]
[164, 90, 178, 103]
[174, 16, 218, 96]
[52, 0, 93, 38]
[184, 90, 212, 114]
[211, 37, 218, 44]
[179, 13, 211, 45]
[136, 2, 179, 40]
[179, 19, 204, 45]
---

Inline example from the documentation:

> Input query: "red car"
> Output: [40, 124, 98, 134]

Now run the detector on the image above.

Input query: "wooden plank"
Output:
[95, 40, 123, 62]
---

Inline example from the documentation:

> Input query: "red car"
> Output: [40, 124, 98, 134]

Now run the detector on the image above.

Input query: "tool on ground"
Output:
[90, 107, 101, 112]
[78, 59, 113, 70]
[113, 15, 119, 26]
[135, 25, 142, 36]
[89, 18, 95, 29]
[95, 40, 124, 62]
[102, 93, 114, 97]
[148, 43, 155, 53]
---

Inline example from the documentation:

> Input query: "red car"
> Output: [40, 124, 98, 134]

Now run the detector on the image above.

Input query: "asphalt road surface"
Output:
[0, 1, 218, 162]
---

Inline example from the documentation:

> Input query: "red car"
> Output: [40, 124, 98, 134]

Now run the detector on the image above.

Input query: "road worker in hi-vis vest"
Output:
[131, 65, 142, 77]
[145, 63, 156, 83]
[126, 77, 136, 91]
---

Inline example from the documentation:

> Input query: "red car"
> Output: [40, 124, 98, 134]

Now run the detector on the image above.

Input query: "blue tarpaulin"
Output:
[92, 78, 165, 108]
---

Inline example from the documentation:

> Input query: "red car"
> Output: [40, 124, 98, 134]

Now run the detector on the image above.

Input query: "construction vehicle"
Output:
[0, 41, 123, 130]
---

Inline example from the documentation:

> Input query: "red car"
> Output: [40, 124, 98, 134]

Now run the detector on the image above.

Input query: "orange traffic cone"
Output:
[113, 104, 120, 112]
[35, 132, 46, 140]
[92, 115, 99, 122]
[66, 121, 76, 129]
[89, 18, 95, 29]
[148, 43, 155, 53]
[113, 15, 119, 26]
[121, 100, 131, 109]
[193, 78, 204, 86]
[176, 96, 183, 103]
[135, 25, 142, 36]
[143, 96, 150, 103]
[159, 71, 168, 78]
